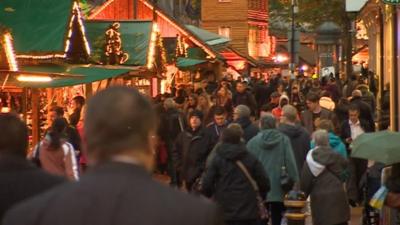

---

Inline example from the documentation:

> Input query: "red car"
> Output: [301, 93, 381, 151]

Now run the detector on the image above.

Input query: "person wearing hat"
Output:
[173, 110, 213, 191]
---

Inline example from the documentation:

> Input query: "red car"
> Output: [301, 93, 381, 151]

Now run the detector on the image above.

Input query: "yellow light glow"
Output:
[74, 2, 91, 55]
[3, 33, 18, 71]
[88, 0, 115, 19]
[147, 23, 158, 69]
[17, 75, 53, 82]
[16, 54, 66, 59]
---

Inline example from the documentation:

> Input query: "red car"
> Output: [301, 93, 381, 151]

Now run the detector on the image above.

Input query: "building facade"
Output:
[201, 0, 275, 59]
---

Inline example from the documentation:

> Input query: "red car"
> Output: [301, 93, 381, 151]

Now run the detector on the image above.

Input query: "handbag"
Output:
[280, 148, 294, 193]
[235, 161, 269, 220]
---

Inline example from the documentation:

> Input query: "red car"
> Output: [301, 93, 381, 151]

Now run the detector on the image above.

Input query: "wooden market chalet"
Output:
[87, 0, 258, 80]
[0, 0, 168, 145]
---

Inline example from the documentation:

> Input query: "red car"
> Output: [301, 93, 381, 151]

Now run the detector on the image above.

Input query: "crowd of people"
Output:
[0, 70, 397, 225]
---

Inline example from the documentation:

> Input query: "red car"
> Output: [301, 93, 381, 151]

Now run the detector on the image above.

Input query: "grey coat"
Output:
[300, 146, 350, 225]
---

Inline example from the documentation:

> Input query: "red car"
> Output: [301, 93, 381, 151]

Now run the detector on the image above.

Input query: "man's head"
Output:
[189, 110, 203, 130]
[260, 113, 277, 130]
[0, 113, 28, 157]
[163, 98, 176, 110]
[48, 106, 64, 125]
[221, 123, 243, 144]
[313, 129, 329, 147]
[352, 90, 362, 98]
[72, 96, 85, 110]
[348, 104, 360, 124]
[317, 119, 334, 132]
[260, 103, 275, 118]
[281, 105, 298, 124]
[270, 92, 281, 105]
[213, 107, 226, 126]
[84, 86, 157, 169]
[233, 105, 250, 121]
[236, 82, 247, 94]
[306, 93, 320, 112]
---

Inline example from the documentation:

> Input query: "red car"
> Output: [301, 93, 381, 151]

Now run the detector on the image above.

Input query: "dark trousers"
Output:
[226, 219, 260, 225]
[334, 223, 348, 225]
[269, 202, 285, 225]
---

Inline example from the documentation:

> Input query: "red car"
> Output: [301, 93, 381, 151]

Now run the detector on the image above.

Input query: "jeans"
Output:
[269, 202, 285, 225]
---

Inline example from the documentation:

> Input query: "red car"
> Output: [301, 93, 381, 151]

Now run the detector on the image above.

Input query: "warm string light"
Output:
[104, 22, 129, 64]
[17, 75, 53, 82]
[73, 1, 91, 55]
[17, 54, 66, 59]
[3, 33, 19, 71]
[147, 23, 158, 69]
[141, 0, 216, 58]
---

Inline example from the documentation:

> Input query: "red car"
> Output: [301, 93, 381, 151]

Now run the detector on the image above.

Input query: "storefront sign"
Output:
[383, 0, 400, 4]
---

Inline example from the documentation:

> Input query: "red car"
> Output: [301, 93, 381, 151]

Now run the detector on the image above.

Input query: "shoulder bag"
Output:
[236, 161, 269, 220]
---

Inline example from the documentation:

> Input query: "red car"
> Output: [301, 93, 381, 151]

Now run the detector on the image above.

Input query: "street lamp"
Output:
[289, 0, 299, 78]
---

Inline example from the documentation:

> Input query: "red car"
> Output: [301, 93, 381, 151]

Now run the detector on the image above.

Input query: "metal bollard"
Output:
[284, 190, 307, 225]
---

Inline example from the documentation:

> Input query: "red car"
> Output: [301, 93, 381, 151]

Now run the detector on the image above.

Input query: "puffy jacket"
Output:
[202, 143, 269, 221]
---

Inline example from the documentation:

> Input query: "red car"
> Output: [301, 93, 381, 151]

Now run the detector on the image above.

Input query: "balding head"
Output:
[282, 105, 298, 123]
[234, 105, 251, 121]
[352, 90, 362, 97]
[85, 86, 157, 165]
[313, 130, 329, 147]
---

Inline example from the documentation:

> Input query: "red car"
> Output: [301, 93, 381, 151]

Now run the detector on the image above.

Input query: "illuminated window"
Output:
[218, 26, 231, 38]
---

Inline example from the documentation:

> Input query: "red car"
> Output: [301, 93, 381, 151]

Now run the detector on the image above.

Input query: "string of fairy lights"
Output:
[104, 22, 129, 65]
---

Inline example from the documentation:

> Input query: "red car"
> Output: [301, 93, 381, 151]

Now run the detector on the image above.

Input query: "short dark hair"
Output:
[72, 96, 85, 107]
[221, 123, 243, 144]
[306, 92, 320, 103]
[49, 106, 64, 117]
[0, 113, 28, 157]
[84, 86, 157, 163]
[348, 104, 360, 112]
[320, 90, 331, 98]
[213, 106, 226, 116]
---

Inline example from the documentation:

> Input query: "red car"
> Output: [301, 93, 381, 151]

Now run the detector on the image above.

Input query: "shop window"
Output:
[218, 26, 231, 38]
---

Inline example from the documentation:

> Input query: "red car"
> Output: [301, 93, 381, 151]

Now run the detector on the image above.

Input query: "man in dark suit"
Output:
[3, 87, 223, 225]
[0, 113, 64, 221]
[340, 104, 374, 206]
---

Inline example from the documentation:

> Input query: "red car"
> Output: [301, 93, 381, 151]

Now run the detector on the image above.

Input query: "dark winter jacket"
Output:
[173, 128, 213, 185]
[3, 162, 223, 225]
[233, 91, 258, 115]
[278, 123, 311, 173]
[300, 146, 349, 225]
[202, 143, 269, 222]
[205, 122, 228, 148]
[301, 108, 336, 134]
[161, 108, 186, 144]
[235, 117, 259, 143]
[350, 96, 375, 131]
[0, 155, 64, 221]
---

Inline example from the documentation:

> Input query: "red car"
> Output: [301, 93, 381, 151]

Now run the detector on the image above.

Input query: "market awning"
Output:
[176, 57, 207, 70]
[185, 25, 230, 47]
[85, 20, 152, 66]
[0, 0, 89, 56]
[11, 65, 132, 88]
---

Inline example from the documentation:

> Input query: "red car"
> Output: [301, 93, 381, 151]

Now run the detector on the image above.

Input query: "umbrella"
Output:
[351, 131, 400, 165]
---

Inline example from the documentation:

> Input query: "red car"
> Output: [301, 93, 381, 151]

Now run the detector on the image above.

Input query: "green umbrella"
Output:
[351, 131, 400, 165]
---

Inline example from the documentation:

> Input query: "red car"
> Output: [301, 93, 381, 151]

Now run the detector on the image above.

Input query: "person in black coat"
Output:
[278, 105, 311, 173]
[3, 87, 223, 225]
[202, 124, 270, 225]
[233, 105, 259, 143]
[233, 81, 258, 116]
[173, 110, 213, 191]
[205, 106, 229, 148]
[349, 90, 375, 131]
[0, 113, 64, 222]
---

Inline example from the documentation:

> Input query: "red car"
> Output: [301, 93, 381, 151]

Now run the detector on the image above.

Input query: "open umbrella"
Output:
[351, 131, 400, 165]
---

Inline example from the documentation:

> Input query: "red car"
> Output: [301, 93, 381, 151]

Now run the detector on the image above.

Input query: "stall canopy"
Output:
[85, 20, 152, 66]
[176, 57, 207, 69]
[14, 65, 132, 88]
[0, 0, 90, 57]
[185, 25, 230, 47]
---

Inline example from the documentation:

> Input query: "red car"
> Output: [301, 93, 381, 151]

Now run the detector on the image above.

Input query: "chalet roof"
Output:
[0, 0, 89, 58]
[85, 20, 152, 66]
[184, 25, 230, 46]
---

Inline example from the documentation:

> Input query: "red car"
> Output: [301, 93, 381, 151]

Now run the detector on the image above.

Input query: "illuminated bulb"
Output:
[301, 65, 309, 71]
[17, 75, 53, 82]
[3, 33, 18, 71]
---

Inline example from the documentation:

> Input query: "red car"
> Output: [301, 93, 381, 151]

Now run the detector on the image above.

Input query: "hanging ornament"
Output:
[104, 22, 129, 65]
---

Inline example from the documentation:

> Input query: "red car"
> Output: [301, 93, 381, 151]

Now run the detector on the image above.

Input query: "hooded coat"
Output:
[310, 132, 347, 159]
[271, 95, 289, 120]
[278, 124, 311, 173]
[246, 129, 299, 202]
[300, 146, 350, 225]
[202, 143, 269, 222]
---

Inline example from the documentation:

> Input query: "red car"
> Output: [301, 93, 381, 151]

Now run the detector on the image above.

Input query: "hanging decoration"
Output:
[175, 34, 188, 58]
[104, 22, 129, 65]
[2, 32, 18, 71]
